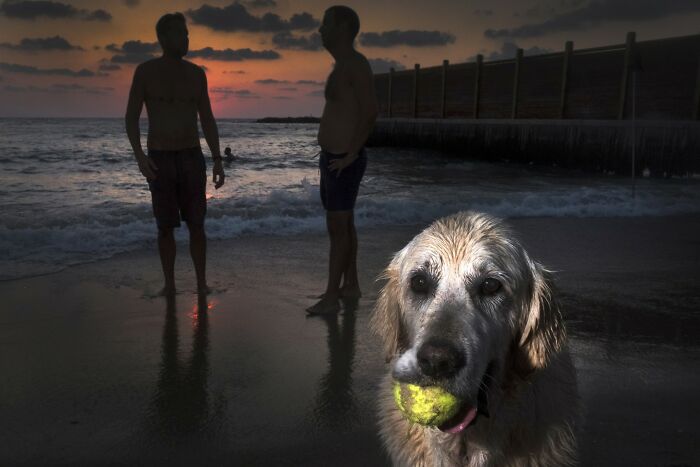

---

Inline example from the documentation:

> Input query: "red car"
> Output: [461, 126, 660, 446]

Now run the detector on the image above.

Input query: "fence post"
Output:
[441, 59, 449, 118]
[618, 31, 636, 120]
[693, 55, 700, 120]
[412, 63, 420, 118]
[512, 48, 523, 119]
[473, 54, 483, 119]
[387, 67, 394, 118]
[560, 41, 573, 119]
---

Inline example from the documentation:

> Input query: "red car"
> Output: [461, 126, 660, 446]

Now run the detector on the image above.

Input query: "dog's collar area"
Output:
[477, 361, 496, 418]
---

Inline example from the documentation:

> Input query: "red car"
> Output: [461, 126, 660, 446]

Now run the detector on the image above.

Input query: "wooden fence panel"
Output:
[566, 48, 624, 119]
[517, 53, 565, 119]
[479, 61, 515, 118]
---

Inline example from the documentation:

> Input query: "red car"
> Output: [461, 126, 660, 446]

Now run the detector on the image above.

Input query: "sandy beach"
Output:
[1, 215, 699, 466]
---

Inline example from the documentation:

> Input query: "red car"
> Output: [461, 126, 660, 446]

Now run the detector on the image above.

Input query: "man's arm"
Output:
[329, 57, 378, 175]
[125, 64, 157, 180]
[198, 69, 225, 189]
[346, 58, 379, 156]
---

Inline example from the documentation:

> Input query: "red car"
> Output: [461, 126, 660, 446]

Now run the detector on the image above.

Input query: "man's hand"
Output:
[213, 160, 225, 189]
[328, 152, 358, 177]
[137, 154, 158, 180]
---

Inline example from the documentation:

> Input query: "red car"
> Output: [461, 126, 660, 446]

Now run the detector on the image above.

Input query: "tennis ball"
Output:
[392, 381, 461, 426]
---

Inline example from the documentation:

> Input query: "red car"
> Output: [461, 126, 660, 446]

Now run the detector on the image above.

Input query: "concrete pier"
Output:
[367, 118, 700, 176]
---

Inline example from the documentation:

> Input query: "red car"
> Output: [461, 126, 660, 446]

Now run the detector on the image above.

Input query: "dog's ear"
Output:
[371, 248, 408, 363]
[515, 261, 566, 375]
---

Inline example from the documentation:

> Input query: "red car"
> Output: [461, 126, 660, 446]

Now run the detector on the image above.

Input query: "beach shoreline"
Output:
[1, 214, 699, 465]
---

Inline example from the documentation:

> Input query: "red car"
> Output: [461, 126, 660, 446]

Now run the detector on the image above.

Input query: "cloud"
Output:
[255, 78, 290, 84]
[359, 30, 456, 48]
[189, 46, 280, 61]
[106, 42, 280, 63]
[223, 69, 247, 74]
[467, 42, 552, 61]
[107, 40, 159, 54]
[51, 83, 113, 94]
[367, 58, 406, 73]
[271, 31, 322, 51]
[296, 79, 323, 86]
[187, 2, 319, 32]
[122, 0, 139, 7]
[279, 87, 297, 91]
[243, 0, 276, 9]
[306, 89, 324, 97]
[0, 35, 84, 51]
[513, 0, 586, 19]
[98, 63, 120, 71]
[485, 0, 700, 38]
[210, 87, 260, 99]
[0, 0, 112, 21]
[273, 95, 292, 99]
[256, 78, 324, 87]
[83, 8, 110, 21]
[0, 61, 99, 77]
[474, 9, 494, 17]
[107, 40, 159, 64]
[3, 83, 113, 94]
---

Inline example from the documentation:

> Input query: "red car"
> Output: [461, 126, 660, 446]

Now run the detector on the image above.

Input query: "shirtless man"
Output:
[306, 6, 378, 315]
[125, 12, 225, 296]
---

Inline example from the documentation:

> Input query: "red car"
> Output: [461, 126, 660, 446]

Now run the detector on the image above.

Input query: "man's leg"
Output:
[187, 222, 208, 294]
[307, 210, 352, 314]
[158, 227, 176, 295]
[340, 211, 361, 298]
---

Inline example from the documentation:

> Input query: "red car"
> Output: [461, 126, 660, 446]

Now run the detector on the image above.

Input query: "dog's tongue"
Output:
[438, 406, 478, 434]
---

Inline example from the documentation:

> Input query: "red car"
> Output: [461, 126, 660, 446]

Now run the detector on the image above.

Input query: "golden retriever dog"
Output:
[371, 212, 578, 466]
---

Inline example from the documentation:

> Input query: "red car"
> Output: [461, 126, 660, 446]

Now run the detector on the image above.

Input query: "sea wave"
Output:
[1, 180, 698, 280]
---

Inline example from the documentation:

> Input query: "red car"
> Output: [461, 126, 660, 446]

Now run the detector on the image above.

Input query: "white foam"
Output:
[2, 181, 699, 280]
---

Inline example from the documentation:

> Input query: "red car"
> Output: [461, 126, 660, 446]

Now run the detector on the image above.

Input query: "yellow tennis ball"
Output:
[393, 381, 461, 426]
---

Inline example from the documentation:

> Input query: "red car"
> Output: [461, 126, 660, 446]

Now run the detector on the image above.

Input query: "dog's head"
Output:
[371, 212, 566, 431]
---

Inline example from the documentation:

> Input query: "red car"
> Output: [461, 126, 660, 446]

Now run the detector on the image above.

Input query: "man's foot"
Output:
[311, 285, 362, 300]
[339, 284, 362, 299]
[306, 296, 341, 316]
[340, 296, 360, 314]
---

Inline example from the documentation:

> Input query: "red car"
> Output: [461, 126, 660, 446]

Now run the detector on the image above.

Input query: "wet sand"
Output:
[1, 215, 699, 466]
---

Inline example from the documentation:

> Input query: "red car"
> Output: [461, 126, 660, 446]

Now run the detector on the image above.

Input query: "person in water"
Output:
[125, 12, 225, 296]
[224, 147, 235, 162]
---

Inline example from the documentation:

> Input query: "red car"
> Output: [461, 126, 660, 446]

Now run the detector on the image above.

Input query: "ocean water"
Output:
[1, 118, 699, 280]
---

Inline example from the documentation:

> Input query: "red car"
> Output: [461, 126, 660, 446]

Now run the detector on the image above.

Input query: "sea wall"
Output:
[366, 118, 700, 176]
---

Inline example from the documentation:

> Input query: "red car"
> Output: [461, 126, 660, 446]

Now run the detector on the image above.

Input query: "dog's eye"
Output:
[410, 274, 430, 294]
[481, 278, 501, 295]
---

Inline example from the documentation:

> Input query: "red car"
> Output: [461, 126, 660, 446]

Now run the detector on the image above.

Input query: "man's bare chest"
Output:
[325, 66, 353, 101]
[145, 74, 200, 104]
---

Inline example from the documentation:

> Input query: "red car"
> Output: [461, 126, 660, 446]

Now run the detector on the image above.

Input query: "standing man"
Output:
[126, 12, 225, 297]
[307, 6, 378, 315]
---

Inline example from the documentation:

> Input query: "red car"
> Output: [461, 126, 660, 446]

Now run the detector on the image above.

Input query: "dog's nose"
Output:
[417, 339, 465, 379]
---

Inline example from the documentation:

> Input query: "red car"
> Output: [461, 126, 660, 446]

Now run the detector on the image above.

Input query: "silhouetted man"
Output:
[126, 12, 225, 296]
[307, 6, 378, 315]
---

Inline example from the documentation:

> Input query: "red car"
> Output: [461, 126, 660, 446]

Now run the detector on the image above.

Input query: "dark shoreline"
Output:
[256, 116, 320, 123]
[1, 215, 699, 466]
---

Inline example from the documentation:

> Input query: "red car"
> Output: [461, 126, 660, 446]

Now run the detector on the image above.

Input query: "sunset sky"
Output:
[1, 0, 699, 118]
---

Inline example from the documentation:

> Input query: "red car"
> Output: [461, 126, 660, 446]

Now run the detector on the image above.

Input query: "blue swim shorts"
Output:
[319, 148, 367, 211]
[147, 147, 207, 228]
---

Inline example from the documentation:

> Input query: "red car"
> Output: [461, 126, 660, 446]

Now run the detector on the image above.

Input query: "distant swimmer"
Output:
[224, 146, 236, 163]
[125, 12, 225, 297]
[306, 6, 378, 315]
